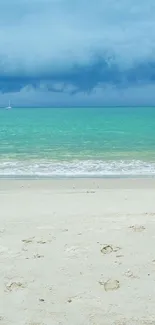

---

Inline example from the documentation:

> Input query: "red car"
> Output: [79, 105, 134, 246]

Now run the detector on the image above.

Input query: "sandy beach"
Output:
[0, 178, 155, 325]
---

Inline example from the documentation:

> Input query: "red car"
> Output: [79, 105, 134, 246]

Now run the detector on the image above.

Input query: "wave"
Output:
[0, 159, 155, 177]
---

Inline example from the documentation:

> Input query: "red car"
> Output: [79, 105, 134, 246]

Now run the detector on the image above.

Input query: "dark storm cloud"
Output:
[0, 0, 155, 105]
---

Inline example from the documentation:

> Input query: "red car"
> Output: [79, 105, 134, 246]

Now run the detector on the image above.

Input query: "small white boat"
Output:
[6, 100, 12, 110]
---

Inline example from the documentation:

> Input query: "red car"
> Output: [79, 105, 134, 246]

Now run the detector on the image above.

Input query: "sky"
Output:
[0, 0, 155, 107]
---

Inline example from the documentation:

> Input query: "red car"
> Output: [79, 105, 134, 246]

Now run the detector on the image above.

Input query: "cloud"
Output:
[0, 0, 155, 105]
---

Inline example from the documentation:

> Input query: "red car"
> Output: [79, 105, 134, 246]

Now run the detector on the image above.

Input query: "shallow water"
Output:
[0, 107, 155, 176]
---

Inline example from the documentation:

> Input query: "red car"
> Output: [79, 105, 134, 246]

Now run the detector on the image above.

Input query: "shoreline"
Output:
[0, 159, 155, 180]
[0, 177, 155, 190]
[0, 174, 155, 178]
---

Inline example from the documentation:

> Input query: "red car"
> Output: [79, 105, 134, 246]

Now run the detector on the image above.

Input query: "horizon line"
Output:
[1, 105, 155, 109]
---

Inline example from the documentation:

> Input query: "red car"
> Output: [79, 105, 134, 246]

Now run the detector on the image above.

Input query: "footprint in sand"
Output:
[61, 228, 69, 232]
[99, 279, 120, 291]
[5, 281, 26, 292]
[124, 270, 139, 279]
[144, 212, 155, 217]
[33, 254, 44, 259]
[22, 237, 35, 244]
[22, 238, 49, 245]
[37, 240, 46, 244]
[129, 225, 145, 232]
[101, 245, 121, 255]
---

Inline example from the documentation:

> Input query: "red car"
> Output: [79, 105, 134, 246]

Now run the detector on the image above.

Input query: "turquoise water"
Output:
[0, 107, 155, 176]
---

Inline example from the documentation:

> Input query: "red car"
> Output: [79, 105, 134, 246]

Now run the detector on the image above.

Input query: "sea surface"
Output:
[0, 107, 155, 177]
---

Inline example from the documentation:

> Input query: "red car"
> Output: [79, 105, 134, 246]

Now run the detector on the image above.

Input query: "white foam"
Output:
[0, 160, 155, 177]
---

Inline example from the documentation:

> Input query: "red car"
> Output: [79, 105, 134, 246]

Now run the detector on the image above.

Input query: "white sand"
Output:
[0, 178, 155, 325]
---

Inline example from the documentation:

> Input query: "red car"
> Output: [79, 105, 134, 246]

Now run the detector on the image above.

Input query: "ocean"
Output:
[0, 107, 155, 177]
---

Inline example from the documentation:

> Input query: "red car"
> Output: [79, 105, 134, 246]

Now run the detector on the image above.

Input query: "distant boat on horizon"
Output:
[5, 100, 12, 110]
